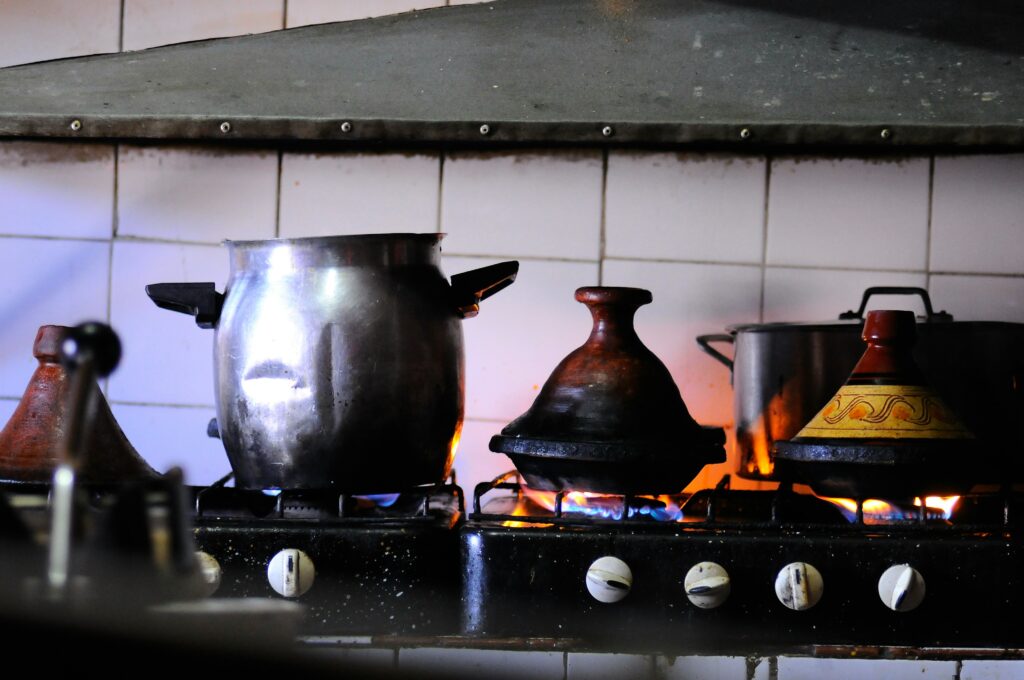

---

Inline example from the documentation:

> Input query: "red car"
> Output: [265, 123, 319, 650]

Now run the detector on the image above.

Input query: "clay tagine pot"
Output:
[489, 287, 725, 494]
[774, 309, 981, 498]
[0, 325, 157, 485]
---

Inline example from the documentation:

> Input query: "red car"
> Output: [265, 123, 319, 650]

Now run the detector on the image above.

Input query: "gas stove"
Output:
[461, 471, 1024, 654]
[190, 475, 465, 637]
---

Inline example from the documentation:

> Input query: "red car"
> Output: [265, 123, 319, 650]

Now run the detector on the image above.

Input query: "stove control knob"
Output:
[195, 551, 222, 597]
[775, 562, 823, 611]
[878, 564, 925, 612]
[586, 556, 632, 603]
[267, 549, 315, 598]
[685, 561, 731, 609]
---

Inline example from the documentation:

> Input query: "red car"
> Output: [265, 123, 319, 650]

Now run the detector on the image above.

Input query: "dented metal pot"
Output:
[147, 233, 517, 492]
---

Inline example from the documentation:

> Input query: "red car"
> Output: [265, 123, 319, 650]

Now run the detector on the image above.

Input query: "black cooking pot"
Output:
[696, 287, 1024, 482]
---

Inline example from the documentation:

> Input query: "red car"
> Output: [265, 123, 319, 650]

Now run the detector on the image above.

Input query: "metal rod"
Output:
[554, 491, 565, 518]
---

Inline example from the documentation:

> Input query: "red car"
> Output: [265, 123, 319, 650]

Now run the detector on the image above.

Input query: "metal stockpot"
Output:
[146, 234, 518, 492]
[697, 287, 1024, 482]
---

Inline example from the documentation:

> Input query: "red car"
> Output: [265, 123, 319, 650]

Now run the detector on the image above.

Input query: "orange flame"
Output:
[819, 495, 960, 523]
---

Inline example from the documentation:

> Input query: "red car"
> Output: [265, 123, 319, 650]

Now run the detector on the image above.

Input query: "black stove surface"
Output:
[461, 472, 1024, 653]
[192, 478, 465, 637]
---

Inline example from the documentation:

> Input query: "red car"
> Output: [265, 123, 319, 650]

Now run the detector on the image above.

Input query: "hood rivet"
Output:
[340, 121, 353, 133]
[479, 124, 491, 135]
[880, 128, 892, 139]
[219, 121, 232, 134]
[601, 125, 614, 137]
[739, 127, 752, 139]
[69, 119, 82, 131]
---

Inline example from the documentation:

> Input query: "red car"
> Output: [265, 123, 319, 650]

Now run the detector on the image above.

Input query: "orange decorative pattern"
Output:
[797, 385, 973, 440]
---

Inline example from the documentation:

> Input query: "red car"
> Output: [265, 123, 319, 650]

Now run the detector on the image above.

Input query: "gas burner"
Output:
[192, 473, 464, 526]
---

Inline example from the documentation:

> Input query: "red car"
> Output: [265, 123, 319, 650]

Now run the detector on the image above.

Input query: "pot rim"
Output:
[224, 232, 445, 249]
[726, 318, 1024, 334]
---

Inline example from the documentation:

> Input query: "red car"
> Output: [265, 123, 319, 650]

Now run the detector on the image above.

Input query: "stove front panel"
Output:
[461, 522, 1023, 651]
[196, 522, 461, 636]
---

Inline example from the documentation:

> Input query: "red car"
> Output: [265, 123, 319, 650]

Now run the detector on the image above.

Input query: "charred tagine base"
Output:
[491, 428, 726, 494]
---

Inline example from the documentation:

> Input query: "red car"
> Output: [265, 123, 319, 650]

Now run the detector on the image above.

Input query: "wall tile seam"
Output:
[759, 156, 772, 323]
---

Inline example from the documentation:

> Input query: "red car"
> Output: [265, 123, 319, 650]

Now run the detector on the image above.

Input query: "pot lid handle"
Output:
[838, 287, 953, 322]
[146, 282, 224, 329]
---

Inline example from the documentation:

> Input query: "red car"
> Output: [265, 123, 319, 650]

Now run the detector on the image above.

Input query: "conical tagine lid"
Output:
[794, 309, 973, 442]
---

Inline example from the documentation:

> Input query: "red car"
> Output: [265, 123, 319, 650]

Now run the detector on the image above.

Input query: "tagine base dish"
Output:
[493, 427, 726, 494]
[774, 438, 986, 498]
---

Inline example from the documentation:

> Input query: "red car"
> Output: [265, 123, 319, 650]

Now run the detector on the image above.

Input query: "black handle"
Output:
[838, 287, 953, 322]
[451, 261, 519, 318]
[146, 282, 224, 329]
[695, 334, 735, 372]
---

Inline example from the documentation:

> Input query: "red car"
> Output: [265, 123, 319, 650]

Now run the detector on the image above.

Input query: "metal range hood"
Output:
[0, 0, 1022, 149]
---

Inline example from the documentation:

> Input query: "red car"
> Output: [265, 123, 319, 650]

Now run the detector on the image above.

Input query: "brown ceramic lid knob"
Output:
[0, 325, 158, 484]
[848, 310, 924, 385]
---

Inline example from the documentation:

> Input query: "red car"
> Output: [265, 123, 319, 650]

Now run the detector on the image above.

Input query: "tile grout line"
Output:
[274, 150, 284, 238]
[118, 0, 126, 52]
[758, 156, 772, 323]
[282, 0, 289, 29]
[597, 148, 609, 285]
[102, 144, 120, 395]
[924, 154, 935, 293]
[436, 152, 446, 234]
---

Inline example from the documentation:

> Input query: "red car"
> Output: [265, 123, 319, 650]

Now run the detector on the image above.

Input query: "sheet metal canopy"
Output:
[1, 0, 1022, 148]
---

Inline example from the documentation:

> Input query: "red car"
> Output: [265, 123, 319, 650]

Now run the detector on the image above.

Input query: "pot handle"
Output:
[145, 282, 224, 329]
[451, 261, 520, 318]
[696, 334, 734, 372]
[838, 287, 953, 322]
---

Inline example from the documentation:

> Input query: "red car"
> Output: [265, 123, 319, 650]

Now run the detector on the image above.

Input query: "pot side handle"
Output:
[839, 287, 953, 322]
[145, 282, 224, 329]
[451, 261, 520, 318]
[695, 334, 735, 372]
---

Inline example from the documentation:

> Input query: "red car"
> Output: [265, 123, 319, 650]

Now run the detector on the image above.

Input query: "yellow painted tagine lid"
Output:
[794, 309, 973, 441]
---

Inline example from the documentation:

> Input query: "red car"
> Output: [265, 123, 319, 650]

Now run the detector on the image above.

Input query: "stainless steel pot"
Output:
[697, 287, 1024, 482]
[146, 233, 518, 492]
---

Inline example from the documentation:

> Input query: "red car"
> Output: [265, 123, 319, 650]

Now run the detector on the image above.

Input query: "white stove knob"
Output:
[878, 564, 925, 612]
[685, 561, 731, 609]
[775, 562, 823, 611]
[586, 556, 632, 603]
[267, 548, 315, 598]
[195, 551, 222, 597]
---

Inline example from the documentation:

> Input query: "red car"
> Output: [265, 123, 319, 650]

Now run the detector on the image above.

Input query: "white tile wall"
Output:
[279, 152, 440, 237]
[0, 238, 110, 398]
[767, 157, 930, 270]
[286, 0, 442, 27]
[762, 268, 929, 323]
[657, 655, 766, 680]
[0, 142, 115, 239]
[605, 152, 766, 264]
[453, 419, 514, 491]
[929, 274, 1024, 322]
[444, 256, 599, 423]
[400, 648, 564, 678]
[118, 146, 278, 243]
[110, 403, 226, 484]
[0, 399, 18, 431]
[441, 151, 603, 260]
[107, 240, 225, 406]
[122, 0, 283, 51]
[567, 652, 654, 680]
[931, 154, 1024, 274]
[776, 657, 957, 680]
[961, 660, 1024, 680]
[0, 0, 121, 68]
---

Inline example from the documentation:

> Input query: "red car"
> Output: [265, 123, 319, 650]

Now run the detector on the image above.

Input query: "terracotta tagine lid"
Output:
[489, 287, 725, 493]
[0, 325, 158, 485]
[774, 309, 979, 498]
[794, 309, 973, 441]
